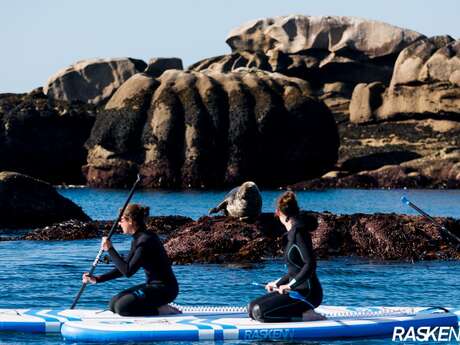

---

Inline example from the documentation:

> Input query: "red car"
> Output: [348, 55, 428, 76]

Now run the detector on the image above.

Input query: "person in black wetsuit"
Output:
[82, 204, 179, 316]
[248, 191, 324, 322]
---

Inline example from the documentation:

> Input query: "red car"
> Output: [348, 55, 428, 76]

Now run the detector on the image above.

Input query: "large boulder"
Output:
[44, 58, 147, 106]
[145, 58, 183, 78]
[84, 69, 339, 188]
[192, 16, 425, 83]
[192, 16, 424, 84]
[190, 16, 425, 119]
[0, 172, 90, 228]
[0, 89, 95, 184]
[349, 82, 385, 123]
[389, 36, 456, 87]
[226, 15, 423, 58]
[376, 38, 460, 119]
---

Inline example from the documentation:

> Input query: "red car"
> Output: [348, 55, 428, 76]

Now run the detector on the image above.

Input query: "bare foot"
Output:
[157, 304, 182, 315]
[302, 310, 327, 321]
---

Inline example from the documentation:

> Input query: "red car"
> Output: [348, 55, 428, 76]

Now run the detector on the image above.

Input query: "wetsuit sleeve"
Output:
[289, 231, 316, 289]
[107, 244, 144, 278]
[96, 267, 123, 283]
[276, 274, 290, 287]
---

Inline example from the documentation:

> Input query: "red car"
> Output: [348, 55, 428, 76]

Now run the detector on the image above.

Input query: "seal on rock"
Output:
[209, 181, 262, 219]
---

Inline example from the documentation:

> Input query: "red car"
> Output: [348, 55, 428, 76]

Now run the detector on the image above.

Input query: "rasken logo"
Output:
[393, 326, 460, 342]
[243, 328, 294, 340]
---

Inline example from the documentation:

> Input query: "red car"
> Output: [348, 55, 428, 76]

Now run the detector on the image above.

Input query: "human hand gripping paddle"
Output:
[70, 174, 142, 309]
[251, 282, 314, 308]
[400, 196, 460, 244]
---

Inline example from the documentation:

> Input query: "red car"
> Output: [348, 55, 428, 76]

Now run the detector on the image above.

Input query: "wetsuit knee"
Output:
[249, 293, 314, 322]
[112, 293, 137, 316]
[250, 304, 262, 321]
[109, 294, 118, 313]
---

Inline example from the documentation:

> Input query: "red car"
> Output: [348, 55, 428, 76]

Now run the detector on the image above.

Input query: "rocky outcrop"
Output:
[0, 89, 95, 184]
[22, 220, 99, 240]
[165, 212, 460, 262]
[292, 165, 433, 189]
[145, 58, 183, 78]
[84, 69, 339, 188]
[1, 16, 457, 190]
[22, 215, 193, 241]
[194, 16, 423, 76]
[313, 212, 460, 260]
[298, 116, 460, 189]
[226, 16, 423, 58]
[349, 82, 385, 124]
[164, 214, 286, 264]
[0, 172, 90, 228]
[12, 212, 460, 261]
[44, 58, 147, 106]
[190, 16, 424, 120]
[390, 36, 458, 87]
[320, 37, 460, 188]
[349, 36, 460, 123]
[376, 37, 460, 119]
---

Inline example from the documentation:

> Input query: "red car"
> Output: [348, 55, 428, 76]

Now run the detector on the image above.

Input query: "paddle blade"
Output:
[401, 196, 409, 205]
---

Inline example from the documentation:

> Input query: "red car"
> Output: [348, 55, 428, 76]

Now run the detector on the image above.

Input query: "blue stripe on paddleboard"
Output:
[61, 323, 201, 342]
[0, 309, 68, 333]
[215, 329, 223, 341]
[0, 309, 82, 333]
[176, 317, 238, 341]
[21, 309, 63, 323]
[0, 309, 61, 333]
[175, 319, 214, 330]
[46, 309, 81, 322]
[0, 321, 45, 333]
[209, 320, 237, 340]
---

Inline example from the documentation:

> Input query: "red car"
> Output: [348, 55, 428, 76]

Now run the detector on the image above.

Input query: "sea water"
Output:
[1, 188, 459, 345]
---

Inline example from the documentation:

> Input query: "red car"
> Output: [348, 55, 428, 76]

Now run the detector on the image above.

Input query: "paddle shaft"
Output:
[402, 197, 460, 243]
[70, 175, 141, 309]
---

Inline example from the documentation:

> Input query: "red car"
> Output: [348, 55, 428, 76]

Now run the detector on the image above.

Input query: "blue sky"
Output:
[1, 0, 459, 93]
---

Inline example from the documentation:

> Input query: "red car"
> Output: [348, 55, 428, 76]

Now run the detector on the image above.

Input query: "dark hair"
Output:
[122, 204, 150, 231]
[276, 191, 300, 219]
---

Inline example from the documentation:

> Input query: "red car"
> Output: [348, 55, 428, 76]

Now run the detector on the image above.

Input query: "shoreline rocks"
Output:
[44, 58, 147, 106]
[0, 172, 91, 228]
[84, 69, 339, 188]
[0, 90, 95, 184]
[12, 212, 460, 262]
[21, 215, 193, 241]
[1, 16, 459, 190]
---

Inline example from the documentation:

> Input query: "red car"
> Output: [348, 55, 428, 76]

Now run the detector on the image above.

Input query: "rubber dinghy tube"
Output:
[70, 174, 142, 309]
[401, 196, 460, 244]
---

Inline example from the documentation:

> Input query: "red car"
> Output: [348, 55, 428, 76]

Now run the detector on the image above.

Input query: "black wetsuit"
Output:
[97, 230, 178, 316]
[249, 216, 323, 322]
